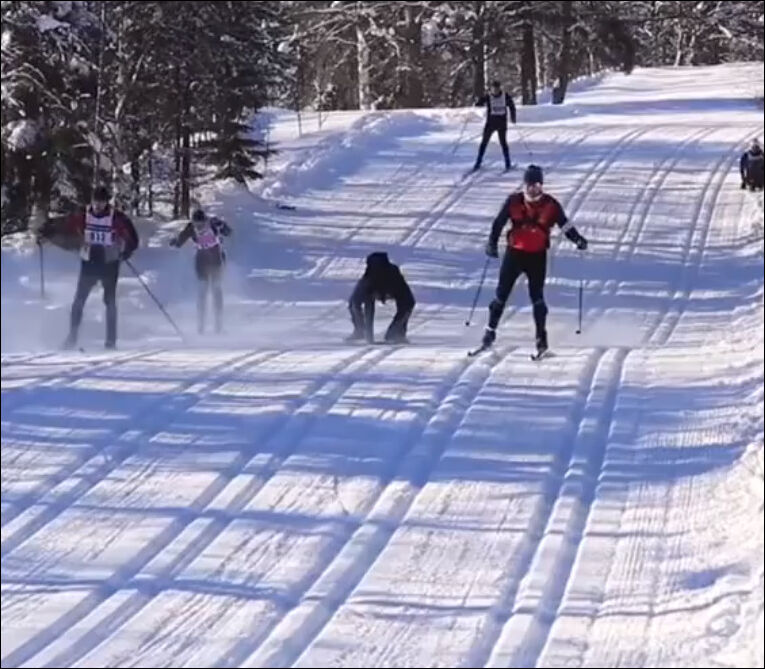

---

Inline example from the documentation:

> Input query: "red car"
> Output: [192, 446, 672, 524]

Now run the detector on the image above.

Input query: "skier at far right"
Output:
[477, 164, 588, 360]
[740, 139, 764, 191]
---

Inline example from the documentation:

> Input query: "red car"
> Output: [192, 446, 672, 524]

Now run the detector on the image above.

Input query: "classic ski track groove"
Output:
[239, 345, 517, 668]
[0, 348, 163, 418]
[584, 126, 716, 336]
[402, 128, 598, 250]
[483, 348, 629, 669]
[1, 348, 167, 526]
[1, 350, 279, 556]
[651, 127, 758, 346]
[12, 346, 391, 669]
[448, 347, 605, 669]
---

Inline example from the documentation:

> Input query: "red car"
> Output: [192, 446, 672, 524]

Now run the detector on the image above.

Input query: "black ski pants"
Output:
[487, 249, 547, 339]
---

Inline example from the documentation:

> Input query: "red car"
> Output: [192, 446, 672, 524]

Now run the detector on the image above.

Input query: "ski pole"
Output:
[465, 256, 491, 326]
[452, 111, 473, 155]
[125, 259, 186, 342]
[576, 250, 584, 334]
[518, 127, 533, 161]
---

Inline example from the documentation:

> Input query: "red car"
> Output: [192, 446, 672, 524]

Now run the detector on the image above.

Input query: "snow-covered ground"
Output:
[2, 63, 763, 668]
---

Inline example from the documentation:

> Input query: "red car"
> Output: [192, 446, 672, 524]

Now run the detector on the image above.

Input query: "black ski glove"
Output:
[485, 240, 499, 258]
[575, 236, 588, 251]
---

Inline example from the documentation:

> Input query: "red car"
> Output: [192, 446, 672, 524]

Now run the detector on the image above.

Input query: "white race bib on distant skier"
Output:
[490, 94, 506, 116]
[195, 226, 219, 250]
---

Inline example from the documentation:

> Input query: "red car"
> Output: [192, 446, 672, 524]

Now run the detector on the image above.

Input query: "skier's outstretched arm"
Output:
[212, 218, 232, 237]
[556, 204, 588, 250]
[170, 223, 193, 248]
[506, 94, 517, 124]
[38, 212, 82, 251]
[120, 213, 139, 259]
[486, 194, 513, 257]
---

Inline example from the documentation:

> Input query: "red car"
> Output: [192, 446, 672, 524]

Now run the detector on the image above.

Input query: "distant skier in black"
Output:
[478, 164, 588, 359]
[170, 208, 232, 334]
[740, 139, 764, 191]
[346, 252, 416, 344]
[473, 80, 517, 172]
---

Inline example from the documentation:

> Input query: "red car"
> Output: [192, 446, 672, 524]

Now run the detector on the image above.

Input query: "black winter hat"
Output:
[523, 164, 544, 185]
[92, 185, 111, 202]
[192, 209, 206, 222]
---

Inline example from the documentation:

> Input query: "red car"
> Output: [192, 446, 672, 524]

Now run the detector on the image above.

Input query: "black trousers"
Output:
[487, 249, 547, 340]
[475, 118, 510, 168]
[349, 278, 415, 342]
[69, 261, 119, 345]
[196, 258, 224, 333]
[744, 165, 764, 190]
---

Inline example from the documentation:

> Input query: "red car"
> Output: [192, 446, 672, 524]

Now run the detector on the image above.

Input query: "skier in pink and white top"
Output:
[171, 208, 232, 334]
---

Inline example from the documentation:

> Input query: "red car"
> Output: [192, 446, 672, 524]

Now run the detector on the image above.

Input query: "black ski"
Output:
[467, 344, 492, 357]
[530, 348, 553, 362]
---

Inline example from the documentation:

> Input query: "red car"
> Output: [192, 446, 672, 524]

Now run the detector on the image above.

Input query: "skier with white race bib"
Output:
[38, 185, 139, 350]
[473, 80, 517, 172]
[170, 208, 232, 334]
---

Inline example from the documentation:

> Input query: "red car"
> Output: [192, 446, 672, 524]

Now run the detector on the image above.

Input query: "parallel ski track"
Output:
[650, 126, 758, 346]
[233, 125, 655, 667]
[3, 115, 761, 669]
[240, 345, 517, 668]
[580, 126, 717, 336]
[401, 127, 597, 250]
[1, 350, 278, 556]
[5, 346, 389, 668]
[483, 348, 629, 668]
[1, 348, 165, 525]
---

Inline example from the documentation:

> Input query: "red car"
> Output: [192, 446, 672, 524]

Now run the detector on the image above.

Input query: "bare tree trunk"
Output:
[521, 16, 537, 105]
[400, 5, 424, 108]
[470, 1, 487, 100]
[685, 31, 697, 65]
[536, 29, 546, 89]
[296, 39, 303, 135]
[356, 3, 372, 110]
[112, 6, 129, 208]
[173, 124, 181, 218]
[552, 2, 573, 105]
[91, 0, 107, 192]
[181, 123, 191, 217]
[674, 26, 683, 66]
[130, 155, 140, 215]
[147, 146, 154, 217]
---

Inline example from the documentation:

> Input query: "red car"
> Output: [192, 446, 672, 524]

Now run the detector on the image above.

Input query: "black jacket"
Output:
[359, 252, 415, 308]
[477, 91, 517, 125]
[741, 147, 764, 180]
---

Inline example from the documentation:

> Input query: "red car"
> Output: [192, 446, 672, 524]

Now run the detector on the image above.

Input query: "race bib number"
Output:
[196, 228, 219, 250]
[84, 227, 113, 246]
[490, 94, 506, 115]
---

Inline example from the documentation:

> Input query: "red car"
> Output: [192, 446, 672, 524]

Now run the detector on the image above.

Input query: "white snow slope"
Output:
[1, 64, 764, 669]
